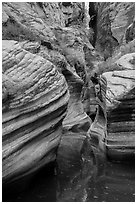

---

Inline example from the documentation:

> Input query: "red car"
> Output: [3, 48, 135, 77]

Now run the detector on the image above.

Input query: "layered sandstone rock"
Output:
[2, 2, 135, 188]
[2, 2, 96, 184]
[90, 2, 135, 160]
[2, 40, 69, 183]
[103, 53, 135, 160]
[103, 52, 135, 110]
[2, 2, 93, 131]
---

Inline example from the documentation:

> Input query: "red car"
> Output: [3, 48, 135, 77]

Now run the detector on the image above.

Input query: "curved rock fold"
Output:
[2, 40, 69, 183]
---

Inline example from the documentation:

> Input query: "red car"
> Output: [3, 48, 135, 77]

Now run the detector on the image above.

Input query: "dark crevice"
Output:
[41, 40, 53, 50]
[62, 2, 72, 7]
[88, 2, 98, 47]
[37, 2, 43, 9]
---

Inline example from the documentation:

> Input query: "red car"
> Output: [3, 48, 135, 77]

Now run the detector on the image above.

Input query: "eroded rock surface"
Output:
[94, 2, 135, 59]
[2, 1, 135, 187]
[103, 52, 135, 160]
[2, 40, 69, 183]
[2, 2, 95, 184]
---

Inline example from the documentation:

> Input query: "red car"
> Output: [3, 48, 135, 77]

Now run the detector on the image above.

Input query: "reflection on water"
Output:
[57, 161, 135, 202]
[3, 148, 135, 202]
[56, 146, 135, 202]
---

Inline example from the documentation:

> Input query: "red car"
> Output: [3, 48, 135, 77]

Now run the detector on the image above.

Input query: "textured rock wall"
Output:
[103, 53, 135, 160]
[2, 2, 95, 183]
[2, 2, 94, 126]
[2, 1, 135, 185]
[94, 2, 135, 59]
[87, 2, 135, 160]
[2, 2, 86, 41]
[2, 40, 69, 183]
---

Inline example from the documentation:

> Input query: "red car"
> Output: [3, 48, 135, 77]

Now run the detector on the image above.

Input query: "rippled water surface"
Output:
[3, 158, 135, 202]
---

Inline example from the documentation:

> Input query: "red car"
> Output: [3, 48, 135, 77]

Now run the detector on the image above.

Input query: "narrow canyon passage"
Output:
[2, 2, 135, 202]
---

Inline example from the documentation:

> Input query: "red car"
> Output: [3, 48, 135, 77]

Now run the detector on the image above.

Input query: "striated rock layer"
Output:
[2, 2, 93, 132]
[2, 40, 69, 184]
[2, 2, 96, 184]
[103, 53, 135, 160]
[106, 89, 135, 160]
[2, 2, 135, 189]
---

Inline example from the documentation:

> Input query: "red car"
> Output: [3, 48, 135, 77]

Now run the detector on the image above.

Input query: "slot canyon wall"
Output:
[2, 2, 135, 184]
